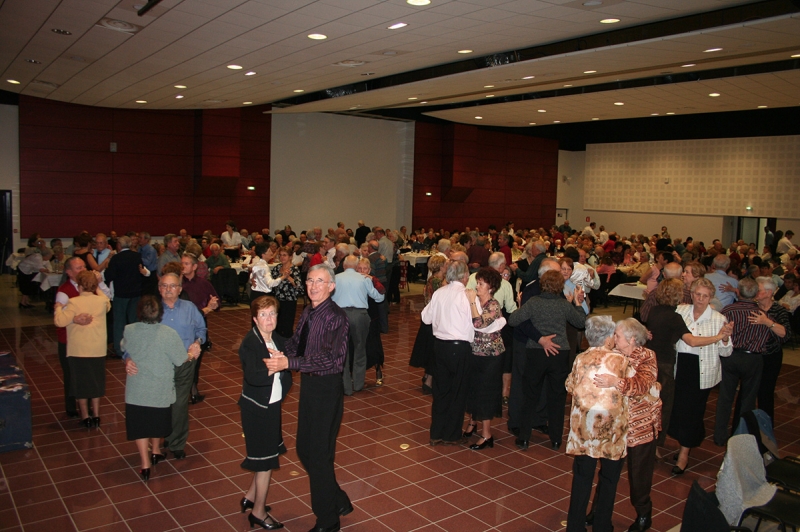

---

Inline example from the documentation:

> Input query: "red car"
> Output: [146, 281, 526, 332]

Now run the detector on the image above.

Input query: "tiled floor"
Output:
[1, 277, 799, 531]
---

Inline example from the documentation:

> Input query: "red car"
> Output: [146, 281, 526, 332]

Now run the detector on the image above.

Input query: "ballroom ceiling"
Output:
[1, 0, 799, 128]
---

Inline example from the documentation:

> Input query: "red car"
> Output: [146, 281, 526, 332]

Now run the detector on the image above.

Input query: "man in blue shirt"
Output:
[332, 256, 384, 395]
[125, 272, 205, 459]
[705, 254, 738, 308]
[138, 231, 158, 295]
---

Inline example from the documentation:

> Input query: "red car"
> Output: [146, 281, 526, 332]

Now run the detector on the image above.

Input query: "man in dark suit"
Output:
[104, 235, 146, 359]
[354, 220, 370, 248]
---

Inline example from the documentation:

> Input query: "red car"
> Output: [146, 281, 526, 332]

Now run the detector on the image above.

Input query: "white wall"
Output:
[270, 113, 414, 235]
[0, 104, 20, 252]
[556, 150, 587, 228]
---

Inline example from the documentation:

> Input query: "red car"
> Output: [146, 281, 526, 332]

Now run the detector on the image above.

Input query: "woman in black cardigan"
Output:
[238, 295, 292, 530]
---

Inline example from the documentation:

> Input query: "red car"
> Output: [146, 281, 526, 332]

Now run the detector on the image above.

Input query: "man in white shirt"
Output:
[581, 222, 597, 239]
[421, 260, 474, 445]
[776, 230, 796, 254]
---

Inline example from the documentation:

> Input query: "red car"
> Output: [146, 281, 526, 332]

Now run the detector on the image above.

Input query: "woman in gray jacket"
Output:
[123, 295, 196, 482]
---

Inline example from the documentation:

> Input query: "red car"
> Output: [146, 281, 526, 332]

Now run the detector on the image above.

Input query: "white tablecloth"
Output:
[609, 282, 646, 301]
[399, 253, 432, 266]
[34, 272, 64, 291]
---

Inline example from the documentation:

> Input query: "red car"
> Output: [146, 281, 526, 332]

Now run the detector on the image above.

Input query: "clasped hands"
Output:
[264, 348, 288, 375]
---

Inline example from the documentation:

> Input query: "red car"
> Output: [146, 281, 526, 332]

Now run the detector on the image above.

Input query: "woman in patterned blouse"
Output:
[593, 318, 661, 532]
[409, 255, 448, 395]
[269, 248, 304, 338]
[463, 267, 506, 450]
[565, 315, 629, 532]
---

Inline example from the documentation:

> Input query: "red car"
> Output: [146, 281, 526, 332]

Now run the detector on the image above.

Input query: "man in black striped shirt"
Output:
[715, 277, 771, 446]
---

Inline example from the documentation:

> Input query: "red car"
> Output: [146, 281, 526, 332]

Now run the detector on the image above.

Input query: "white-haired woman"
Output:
[565, 316, 629, 532]
[593, 318, 660, 532]
[668, 278, 733, 475]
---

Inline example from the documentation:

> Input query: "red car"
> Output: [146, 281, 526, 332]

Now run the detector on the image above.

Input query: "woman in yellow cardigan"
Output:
[54, 270, 111, 428]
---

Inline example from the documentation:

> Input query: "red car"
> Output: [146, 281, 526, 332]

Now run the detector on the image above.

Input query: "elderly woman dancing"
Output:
[566, 316, 629, 532]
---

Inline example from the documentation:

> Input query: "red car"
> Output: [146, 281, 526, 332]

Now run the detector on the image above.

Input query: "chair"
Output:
[716, 434, 800, 532]
[680, 480, 751, 532]
[766, 456, 800, 495]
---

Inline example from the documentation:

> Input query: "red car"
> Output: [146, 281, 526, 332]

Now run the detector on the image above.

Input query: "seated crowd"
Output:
[13, 218, 798, 532]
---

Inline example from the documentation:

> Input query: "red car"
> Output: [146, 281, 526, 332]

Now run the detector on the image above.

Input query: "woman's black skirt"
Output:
[409, 320, 435, 374]
[69, 357, 106, 398]
[18, 271, 39, 297]
[126, 403, 172, 440]
[466, 355, 504, 421]
[667, 352, 712, 448]
[240, 403, 286, 472]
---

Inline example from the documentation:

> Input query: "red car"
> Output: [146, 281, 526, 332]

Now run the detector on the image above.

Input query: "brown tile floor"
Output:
[1, 283, 800, 531]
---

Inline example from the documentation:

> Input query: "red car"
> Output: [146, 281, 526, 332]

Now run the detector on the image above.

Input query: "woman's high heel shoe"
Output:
[247, 512, 283, 530]
[91, 417, 100, 428]
[151, 453, 166, 465]
[240, 497, 271, 514]
[469, 436, 494, 451]
[463, 423, 477, 438]
[375, 365, 384, 386]
[140, 468, 150, 482]
[80, 418, 93, 428]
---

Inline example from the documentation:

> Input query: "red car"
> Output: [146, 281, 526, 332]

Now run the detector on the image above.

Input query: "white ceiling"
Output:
[1, 0, 799, 127]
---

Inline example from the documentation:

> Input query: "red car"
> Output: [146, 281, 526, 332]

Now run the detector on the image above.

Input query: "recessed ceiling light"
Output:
[703, 47, 722, 53]
[419, 101, 427, 104]
[681, 64, 696, 68]
[484, 85, 494, 88]
[425, 192, 432, 196]
[591, 118, 599, 120]
[362, 72, 375, 76]
[485, 94, 494, 98]
[247, 186, 255, 191]
[553, 120, 561, 123]
[757, 105, 768, 108]
[584, 70, 596, 74]
[308, 33, 327, 40]
[174, 84, 187, 89]
[708, 93, 720, 97]
[227, 65, 243, 70]
[383, 51, 397, 56]
[175, 95, 184, 99]
[600, 18, 620, 24]
[243, 101, 253, 105]
[666, 112, 675, 115]
[408, 97, 418, 100]
[25, 59, 41, 64]
[51, 28, 72, 35]
[537, 109, 546, 113]
[475, 116, 483, 119]
[6, 80, 20, 85]
[651, 113, 659, 115]
[792, 54, 800, 58]
[563, 84, 572, 87]
[135, 100, 147, 104]
[529, 122, 536, 125]
[245, 71, 256, 76]
[614, 102, 624, 105]
[583, 0, 603, 5]
[522, 76, 534, 80]
[388, 22, 407, 29]
[408, 0, 431, 5]
[293, 89, 304, 93]
[458, 50, 473, 54]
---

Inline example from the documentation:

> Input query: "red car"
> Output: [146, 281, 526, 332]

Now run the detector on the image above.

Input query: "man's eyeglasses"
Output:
[159, 284, 180, 290]
[305, 278, 330, 286]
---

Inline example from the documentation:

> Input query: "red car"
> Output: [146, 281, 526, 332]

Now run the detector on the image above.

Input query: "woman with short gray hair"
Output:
[565, 315, 629, 532]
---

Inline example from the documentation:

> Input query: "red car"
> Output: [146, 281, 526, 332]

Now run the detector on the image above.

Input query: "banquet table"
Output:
[608, 281, 646, 315]
[399, 253, 431, 266]
[34, 271, 64, 291]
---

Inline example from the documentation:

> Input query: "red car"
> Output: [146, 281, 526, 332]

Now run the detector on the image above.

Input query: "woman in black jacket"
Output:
[237, 295, 292, 530]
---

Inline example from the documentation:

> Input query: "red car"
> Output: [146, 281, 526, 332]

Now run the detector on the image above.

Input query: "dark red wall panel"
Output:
[412, 122, 559, 232]
[18, 96, 272, 237]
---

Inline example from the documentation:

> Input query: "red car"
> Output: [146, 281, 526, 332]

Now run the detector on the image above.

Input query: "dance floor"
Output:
[1, 291, 799, 532]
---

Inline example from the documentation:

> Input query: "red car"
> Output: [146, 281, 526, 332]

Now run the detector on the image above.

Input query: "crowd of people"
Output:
[12, 218, 799, 532]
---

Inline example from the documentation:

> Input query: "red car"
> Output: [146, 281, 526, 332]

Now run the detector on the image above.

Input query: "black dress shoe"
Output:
[140, 468, 150, 482]
[551, 441, 561, 450]
[585, 508, 594, 526]
[671, 464, 686, 475]
[338, 501, 354, 516]
[470, 436, 494, 450]
[463, 423, 477, 438]
[190, 393, 205, 404]
[171, 449, 186, 460]
[248, 512, 284, 530]
[626, 513, 652, 532]
[240, 497, 271, 513]
[515, 438, 529, 450]
[307, 523, 340, 532]
[92, 417, 101, 428]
